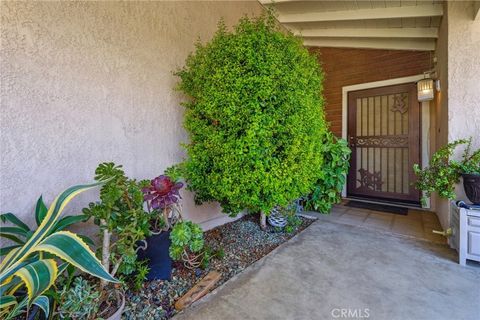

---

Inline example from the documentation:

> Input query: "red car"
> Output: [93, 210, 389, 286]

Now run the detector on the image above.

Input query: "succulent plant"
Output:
[169, 221, 206, 269]
[143, 175, 183, 209]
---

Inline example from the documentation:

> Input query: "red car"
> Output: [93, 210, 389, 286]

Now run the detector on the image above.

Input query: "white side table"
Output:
[450, 202, 480, 266]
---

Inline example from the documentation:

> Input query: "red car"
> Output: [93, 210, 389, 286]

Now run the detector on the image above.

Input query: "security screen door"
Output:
[346, 83, 420, 204]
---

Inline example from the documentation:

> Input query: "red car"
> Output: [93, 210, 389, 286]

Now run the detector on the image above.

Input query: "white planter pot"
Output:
[106, 292, 125, 320]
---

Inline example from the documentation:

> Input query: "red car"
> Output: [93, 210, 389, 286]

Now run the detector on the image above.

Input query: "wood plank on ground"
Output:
[175, 271, 221, 311]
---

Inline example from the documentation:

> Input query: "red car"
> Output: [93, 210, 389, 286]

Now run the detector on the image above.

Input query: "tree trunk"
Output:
[100, 219, 110, 290]
[260, 211, 267, 231]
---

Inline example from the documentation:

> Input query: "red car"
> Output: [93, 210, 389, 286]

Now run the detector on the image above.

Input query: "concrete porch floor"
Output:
[328, 203, 447, 244]
[175, 210, 480, 320]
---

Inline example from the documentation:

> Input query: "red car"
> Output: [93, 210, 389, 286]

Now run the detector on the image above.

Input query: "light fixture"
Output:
[417, 77, 434, 102]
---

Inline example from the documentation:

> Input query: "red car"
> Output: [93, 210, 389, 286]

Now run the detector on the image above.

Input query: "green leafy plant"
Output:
[57, 276, 100, 320]
[285, 214, 302, 234]
[305, 132, 351, 213]
[200, 247, 224, 269]
[133, 260, 149, 291]
[82, 162, 151, 291]
[169, 221, 206, 269]
[176, 13, 328, 229]
[414, 138, 480, 204]
[0, 183, 116, 319]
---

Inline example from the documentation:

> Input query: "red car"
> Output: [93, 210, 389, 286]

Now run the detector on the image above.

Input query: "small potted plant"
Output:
[138, 174, 184, 280]
[267, 201, 303, 233]
[414, 137, 480, 205]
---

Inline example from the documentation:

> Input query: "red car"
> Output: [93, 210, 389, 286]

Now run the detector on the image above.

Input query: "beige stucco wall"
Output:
[0, 1, 263, 234]
[432, 0, 450, 229]
[434, 1, 480, 229]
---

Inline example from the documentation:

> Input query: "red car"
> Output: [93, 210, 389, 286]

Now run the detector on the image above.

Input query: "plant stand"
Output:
[450, 202, 480, 266]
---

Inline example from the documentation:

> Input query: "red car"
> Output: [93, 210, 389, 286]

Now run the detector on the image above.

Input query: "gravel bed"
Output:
[123, 214, 314, 319]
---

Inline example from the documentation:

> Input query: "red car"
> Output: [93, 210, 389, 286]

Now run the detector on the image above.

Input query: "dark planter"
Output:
[13, 290, 44, 320]
[137, 231, 172, 281]
[462, 173, 480, 205]
[27, 305, 43, 320]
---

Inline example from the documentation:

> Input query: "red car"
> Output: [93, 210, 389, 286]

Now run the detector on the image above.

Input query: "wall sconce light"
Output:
[417, 77, 434, 102]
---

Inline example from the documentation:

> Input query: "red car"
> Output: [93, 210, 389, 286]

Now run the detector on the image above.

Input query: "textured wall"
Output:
[433, 1, 450, 230]
[310, 47, 432, 137]
[434, 1, 480, 230]
[447, 1, 480, 149]
[0, 1, 263, 232]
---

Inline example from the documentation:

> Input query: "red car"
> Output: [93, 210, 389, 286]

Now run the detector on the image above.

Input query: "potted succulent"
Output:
[82, 162, 151, 319]
[137, 174, 184, 280]
[414, 138, 480, 205]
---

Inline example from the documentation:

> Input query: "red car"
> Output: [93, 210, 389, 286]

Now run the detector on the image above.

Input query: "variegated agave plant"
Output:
[0, 182, 118, 319]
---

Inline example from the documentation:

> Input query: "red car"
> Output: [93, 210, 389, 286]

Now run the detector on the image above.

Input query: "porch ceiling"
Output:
[260, 0, 444, 51]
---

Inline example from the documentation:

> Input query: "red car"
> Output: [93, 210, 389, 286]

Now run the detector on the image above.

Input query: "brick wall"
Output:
[311, 47, 432, 137]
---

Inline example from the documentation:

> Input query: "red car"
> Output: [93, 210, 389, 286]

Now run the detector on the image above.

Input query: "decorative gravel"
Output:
[123, 214, 314, 320]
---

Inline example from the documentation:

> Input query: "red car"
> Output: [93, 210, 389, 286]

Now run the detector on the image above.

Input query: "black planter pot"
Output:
[12, 290, 45, 320]
[27, 305, 44, 320]
[462, 173, 480, 205]
[137, 231, 172, 281]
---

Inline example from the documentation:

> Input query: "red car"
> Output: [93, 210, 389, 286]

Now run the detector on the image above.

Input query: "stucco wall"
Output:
[447, 1, 480, 150]
[0, 1, 263, 233]
[433, 0, 450, 229]
[434, 1, 480, 229]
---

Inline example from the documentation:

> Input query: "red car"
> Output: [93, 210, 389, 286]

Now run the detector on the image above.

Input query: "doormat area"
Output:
[345, 201, 408, 215]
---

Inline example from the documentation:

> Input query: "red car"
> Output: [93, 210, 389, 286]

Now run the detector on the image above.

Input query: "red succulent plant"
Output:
[143, 175, 183, 209]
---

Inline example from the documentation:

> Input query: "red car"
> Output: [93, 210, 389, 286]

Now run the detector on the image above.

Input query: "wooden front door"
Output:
[347, 83, 420, 204]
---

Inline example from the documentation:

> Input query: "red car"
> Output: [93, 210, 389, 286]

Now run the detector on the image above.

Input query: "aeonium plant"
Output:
[142, 173, 219, 269]
[142, 175, 184, 232]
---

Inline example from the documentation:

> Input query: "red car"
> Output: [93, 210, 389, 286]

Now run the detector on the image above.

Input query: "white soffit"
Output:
[259, 0, 444, 51]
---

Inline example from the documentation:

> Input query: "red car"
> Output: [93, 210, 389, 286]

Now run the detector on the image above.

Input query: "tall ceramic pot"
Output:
[137, 231, 172, 280]
[462, 173, 480, 204]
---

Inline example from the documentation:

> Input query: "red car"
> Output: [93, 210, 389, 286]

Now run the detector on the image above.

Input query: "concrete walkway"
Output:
[175, 218, 480, 320]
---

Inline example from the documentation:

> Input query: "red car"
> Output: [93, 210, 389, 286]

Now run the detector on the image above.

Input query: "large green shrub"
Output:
[176, 14, 328, 221]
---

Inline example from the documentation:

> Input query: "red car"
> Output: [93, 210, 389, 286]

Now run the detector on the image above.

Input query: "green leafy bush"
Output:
[414, 138, 480, 203]
[176, 13, 328, 219]
[305, 132, 351, 213]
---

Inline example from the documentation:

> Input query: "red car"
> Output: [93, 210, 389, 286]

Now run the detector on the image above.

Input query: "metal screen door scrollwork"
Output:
[347, 83, 420, 203]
